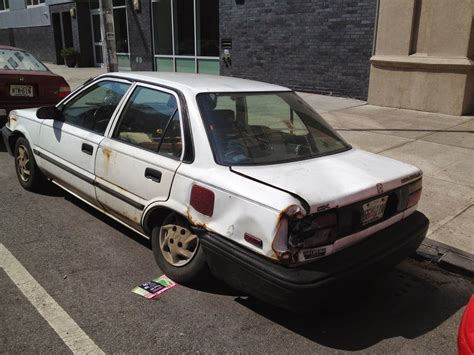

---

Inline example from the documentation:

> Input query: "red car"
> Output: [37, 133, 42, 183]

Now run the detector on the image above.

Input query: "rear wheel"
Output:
[14, 137, 46, 191]
[151, 213, 209, 284]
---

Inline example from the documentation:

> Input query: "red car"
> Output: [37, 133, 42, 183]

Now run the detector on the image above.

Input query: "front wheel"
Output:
[14, 137, 46, 192]
[151, 213, 210, 284]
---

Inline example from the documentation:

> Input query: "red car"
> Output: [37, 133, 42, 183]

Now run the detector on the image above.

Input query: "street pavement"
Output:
[0, 146, 472, 353]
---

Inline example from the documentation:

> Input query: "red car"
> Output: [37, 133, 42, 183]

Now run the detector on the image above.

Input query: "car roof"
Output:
[102, 72, 291, 94]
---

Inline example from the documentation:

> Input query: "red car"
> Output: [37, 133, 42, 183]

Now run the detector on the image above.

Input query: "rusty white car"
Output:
[2, 73, 429, 310]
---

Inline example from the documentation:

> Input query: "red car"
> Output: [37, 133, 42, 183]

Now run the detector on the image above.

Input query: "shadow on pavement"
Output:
[235, 264, 470, 351]
[39, 181, 470, 350]
[63, 193, 152, 250]
[0, 139, 7, 152]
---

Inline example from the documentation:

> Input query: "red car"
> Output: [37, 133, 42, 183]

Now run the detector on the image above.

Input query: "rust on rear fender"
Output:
[271, 204, 305, 262]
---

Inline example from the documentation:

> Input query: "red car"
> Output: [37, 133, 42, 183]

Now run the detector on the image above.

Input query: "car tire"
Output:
[151, 213, 210, 285]
[14, 137, 46, 192]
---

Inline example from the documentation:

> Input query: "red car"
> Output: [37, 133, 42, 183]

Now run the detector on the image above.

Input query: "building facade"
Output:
[0, 0, 377, 100]
[368, 0, 474, 115]
[1, 0, 472, 113]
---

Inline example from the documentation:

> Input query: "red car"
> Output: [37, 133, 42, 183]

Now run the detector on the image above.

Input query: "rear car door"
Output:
[95, 83, 184, 229]
[37, 79, 131, 204]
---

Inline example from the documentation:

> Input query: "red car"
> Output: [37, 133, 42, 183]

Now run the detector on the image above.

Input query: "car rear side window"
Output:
[61, 80, 130, 135]
[113, 86, 182, 159]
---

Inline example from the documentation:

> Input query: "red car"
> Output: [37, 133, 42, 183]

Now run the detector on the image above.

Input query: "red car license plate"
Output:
[361, 196, 388, 225]
[10, 85, 33, 97]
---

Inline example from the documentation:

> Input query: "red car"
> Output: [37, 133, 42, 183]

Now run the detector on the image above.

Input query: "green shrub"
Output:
[60, 47, 78, 59]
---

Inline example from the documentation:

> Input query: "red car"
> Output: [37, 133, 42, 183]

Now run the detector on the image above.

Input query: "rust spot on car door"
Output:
[102, 147, 112, 160]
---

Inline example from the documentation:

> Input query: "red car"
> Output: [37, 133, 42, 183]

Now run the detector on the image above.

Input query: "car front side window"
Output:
[61, 80, 130, 135]
[113, 86, 182, 159]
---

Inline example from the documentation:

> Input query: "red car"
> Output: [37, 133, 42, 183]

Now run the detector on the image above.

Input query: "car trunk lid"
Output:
[231, 148, 421, 214]
[0, 70, 66, 104]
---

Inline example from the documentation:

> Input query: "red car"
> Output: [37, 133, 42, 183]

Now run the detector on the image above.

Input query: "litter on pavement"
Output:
[132, 275, 176, 300]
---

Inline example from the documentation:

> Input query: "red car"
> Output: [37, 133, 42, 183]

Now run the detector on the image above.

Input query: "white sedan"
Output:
[2, 73, 429, 310]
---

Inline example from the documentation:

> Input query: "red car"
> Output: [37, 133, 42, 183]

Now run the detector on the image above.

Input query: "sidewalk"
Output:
[47, 63, 474, 273]
[45, 63, 106, 91]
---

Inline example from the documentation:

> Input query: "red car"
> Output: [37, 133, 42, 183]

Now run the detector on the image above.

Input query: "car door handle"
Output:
[145, 168, 162, 183]
[81, 143, 93, 156]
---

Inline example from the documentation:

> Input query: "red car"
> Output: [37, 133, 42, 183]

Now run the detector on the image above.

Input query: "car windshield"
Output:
[196, 92, 351, 166]
[0, 49, 48, 72]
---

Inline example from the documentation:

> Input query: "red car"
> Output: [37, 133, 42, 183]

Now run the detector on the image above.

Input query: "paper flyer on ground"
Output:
[132, 275, 176, 299]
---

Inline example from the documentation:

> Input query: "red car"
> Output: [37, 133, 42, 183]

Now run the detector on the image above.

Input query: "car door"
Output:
[37, 78, 131, 204]
[95, 83, 184, 229]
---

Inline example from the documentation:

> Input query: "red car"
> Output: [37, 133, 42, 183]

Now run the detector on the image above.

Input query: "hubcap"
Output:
[17, 145, 31, 182]
[159, 224, 198, 267]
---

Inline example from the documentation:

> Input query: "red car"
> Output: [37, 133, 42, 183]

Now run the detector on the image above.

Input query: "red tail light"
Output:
[288, 210, 338, 249]
[190, 185, 215, 217]
[244, 233, 263, 248]
[58, 84, 70, 98]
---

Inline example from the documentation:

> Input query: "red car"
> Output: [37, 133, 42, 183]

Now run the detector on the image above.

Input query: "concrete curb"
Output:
[414, 238, 473, 276]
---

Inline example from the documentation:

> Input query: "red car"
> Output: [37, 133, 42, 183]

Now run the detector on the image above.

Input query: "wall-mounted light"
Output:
[133, 0, 140, 12]
[70, 7, 76, 19]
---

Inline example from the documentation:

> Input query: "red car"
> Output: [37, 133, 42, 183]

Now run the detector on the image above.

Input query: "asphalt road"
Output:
[0, 140, 472, 354]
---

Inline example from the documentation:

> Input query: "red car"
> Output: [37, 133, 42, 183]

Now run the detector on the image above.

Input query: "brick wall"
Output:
[12, 26, 56, 63]
[127, 0, 154, 71]
[0, 29, 12, 46]
[219, 0, 377, 99]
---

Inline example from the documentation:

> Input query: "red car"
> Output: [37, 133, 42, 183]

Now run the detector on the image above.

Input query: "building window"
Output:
[0, 0, 9, 11]
[89, 0, 130, 71]
[152, 0, 219, 75]
[112, 1, 130, 71]
[26, 0, 45, 6]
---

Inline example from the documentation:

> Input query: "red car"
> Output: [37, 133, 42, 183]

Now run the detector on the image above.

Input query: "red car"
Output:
[458, 295, 474, 355]
[0, 45, 70, 126]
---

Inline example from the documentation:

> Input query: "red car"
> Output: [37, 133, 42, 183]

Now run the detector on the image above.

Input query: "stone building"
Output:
[369, 0, 474, 115]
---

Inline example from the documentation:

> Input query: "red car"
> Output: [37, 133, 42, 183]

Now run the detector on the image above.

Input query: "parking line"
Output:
[0, 243, 104, 354]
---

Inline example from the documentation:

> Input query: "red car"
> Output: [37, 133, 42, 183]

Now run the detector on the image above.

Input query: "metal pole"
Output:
[101, 0, 118, 72]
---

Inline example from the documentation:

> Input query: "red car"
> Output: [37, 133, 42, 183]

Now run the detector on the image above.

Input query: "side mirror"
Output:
[36, 106, 61, 120]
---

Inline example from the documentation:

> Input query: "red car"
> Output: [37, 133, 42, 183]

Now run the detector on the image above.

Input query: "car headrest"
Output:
[210, 109, 235, 127]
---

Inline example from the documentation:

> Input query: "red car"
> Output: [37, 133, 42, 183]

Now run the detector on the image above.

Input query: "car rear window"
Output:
[0, 49, 48, 72]
[196, 92, 350, 166]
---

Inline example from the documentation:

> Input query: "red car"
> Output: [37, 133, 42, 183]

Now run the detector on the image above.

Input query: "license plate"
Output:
[361, 196, 388, 225]
[10, 85, 33, 97]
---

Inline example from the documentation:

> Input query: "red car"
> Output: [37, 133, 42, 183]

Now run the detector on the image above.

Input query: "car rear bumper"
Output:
[2, 126, 13, 155]
[200, 211, 429, 311]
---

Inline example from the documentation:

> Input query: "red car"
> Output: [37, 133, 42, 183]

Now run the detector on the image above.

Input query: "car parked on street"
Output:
[0, 45, 70, 127]
[1, 72, 429, 310]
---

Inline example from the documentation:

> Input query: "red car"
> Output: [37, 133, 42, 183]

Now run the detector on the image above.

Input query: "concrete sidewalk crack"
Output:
[427, 203, 473, 237]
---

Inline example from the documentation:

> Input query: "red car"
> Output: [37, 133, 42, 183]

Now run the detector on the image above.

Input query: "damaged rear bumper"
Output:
[200, 211, 429, 311]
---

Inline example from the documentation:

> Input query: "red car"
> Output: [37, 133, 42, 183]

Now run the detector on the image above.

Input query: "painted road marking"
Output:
[0, 243, 104, 354]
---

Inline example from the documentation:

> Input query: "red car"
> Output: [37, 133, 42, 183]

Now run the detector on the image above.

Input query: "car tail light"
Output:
[407, 178, 422, 208]
[58, 84, 70, 98]
[244, 233, 263, 248]
[190, 185, 215, 217]
[288, 210, 338, 249]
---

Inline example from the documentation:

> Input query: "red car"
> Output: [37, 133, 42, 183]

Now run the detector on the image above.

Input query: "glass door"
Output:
[91, 11, 104, 67]
[151, 0, 220, 75]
